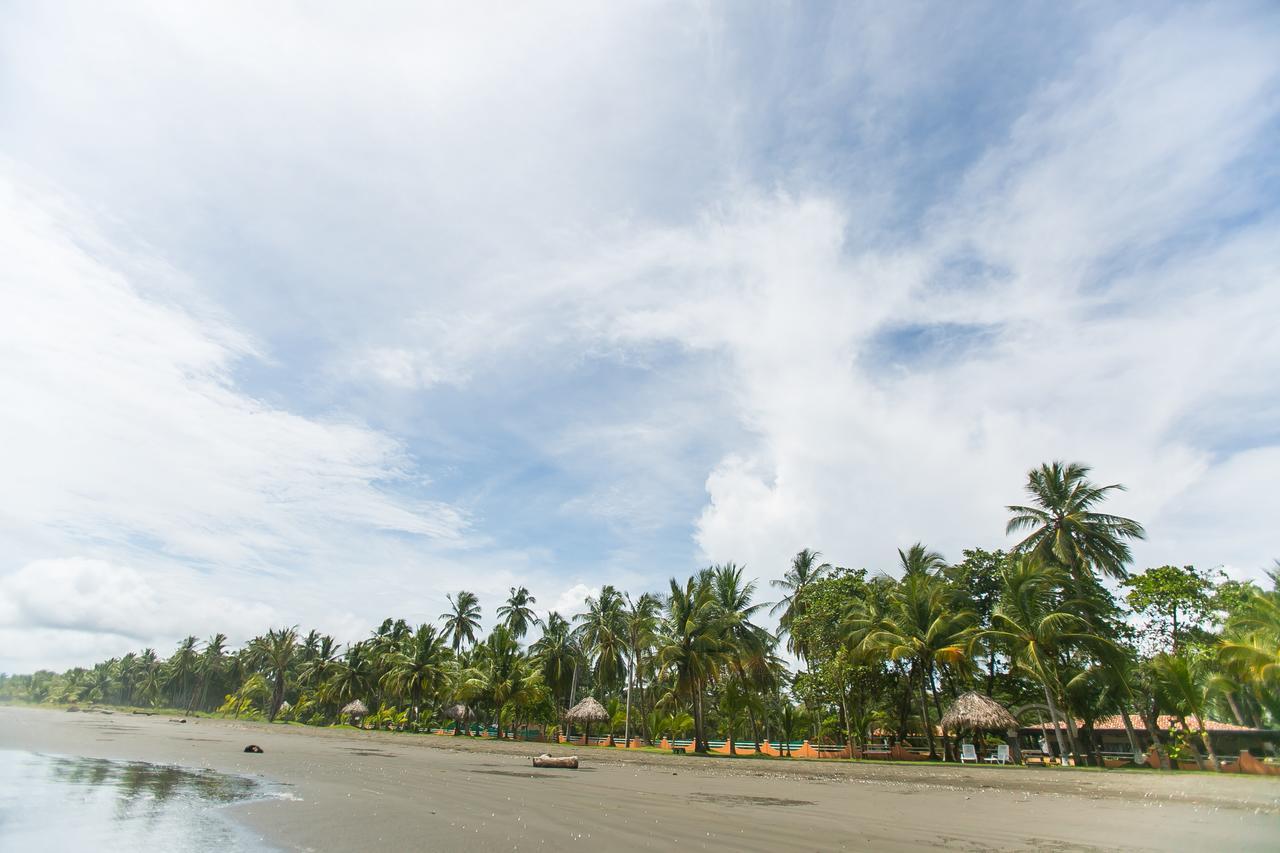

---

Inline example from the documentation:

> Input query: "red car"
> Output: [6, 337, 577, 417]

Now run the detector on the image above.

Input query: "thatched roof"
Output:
[941, 692, 1018, 732]
[278, 700, 291, 712]
[341, 699, 368, 716]
[443, 703, 474, 722]
[563, 697, 610, 724]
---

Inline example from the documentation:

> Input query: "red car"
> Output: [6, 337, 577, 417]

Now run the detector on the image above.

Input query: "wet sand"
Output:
[2, 705, 1276, 851]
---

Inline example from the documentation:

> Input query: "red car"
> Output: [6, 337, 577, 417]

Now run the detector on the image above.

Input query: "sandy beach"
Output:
[2, 706, 1276, 852]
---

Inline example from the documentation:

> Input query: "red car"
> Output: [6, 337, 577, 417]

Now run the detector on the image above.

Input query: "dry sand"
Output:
[2, 705, 1276, 851]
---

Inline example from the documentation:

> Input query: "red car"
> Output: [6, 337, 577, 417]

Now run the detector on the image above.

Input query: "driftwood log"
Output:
[532, 754, 578, 769]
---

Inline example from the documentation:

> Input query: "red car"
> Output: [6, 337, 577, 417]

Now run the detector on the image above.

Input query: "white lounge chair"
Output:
[984, 744, 1010, 765]
[960, 743, 978, 763]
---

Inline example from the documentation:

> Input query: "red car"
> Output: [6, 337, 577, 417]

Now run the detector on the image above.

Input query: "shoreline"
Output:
[3, 705, 1276, 851]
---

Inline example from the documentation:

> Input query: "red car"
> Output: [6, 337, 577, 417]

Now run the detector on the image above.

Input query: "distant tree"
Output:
[898, 543, 947, 578]
[1006, 461, 1145, 586]
[497, 586, 540, 639]
[441, 591, 483, 651]
[1123, 565, 1218, 655]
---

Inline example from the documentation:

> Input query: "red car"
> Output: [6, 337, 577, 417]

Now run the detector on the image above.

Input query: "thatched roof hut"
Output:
[341, 699, 368, 718]
[941, 692, 1018, 732]
[563, 697, 609, 725]
[443, 703, 474, 722]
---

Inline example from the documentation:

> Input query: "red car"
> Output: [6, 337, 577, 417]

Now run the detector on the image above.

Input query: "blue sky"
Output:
[2, 2, 1278, 672]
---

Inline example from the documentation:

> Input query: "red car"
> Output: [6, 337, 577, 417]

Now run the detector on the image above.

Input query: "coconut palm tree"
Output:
[1218, 573, 1280, 724]
[381, 624, 451, 725]
[863, 573, 976, 760]
[167, 636, 200, 708]
[461, 625, 543, 738]
[770, 549, 831, 658]
[441, 591, 483, 651]
[251, 627, 299, 721]
[712, 563, 774, 751]
[531, 611, 579, 716]
[621, 591, 662, 744]
[329, 641, 374, 710]
[898, 543, 947, 577]
[656, 574, 728, 752]
[983, 556, 1116, 765]
[187, 633, 227, 714]
[1006, 461, 1145, 584]
[574, 585, 627, 690]
[497, 586, 540, 639]
[1149, 653, 1221, 770]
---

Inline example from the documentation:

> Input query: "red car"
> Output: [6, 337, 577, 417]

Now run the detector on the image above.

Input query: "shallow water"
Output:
[0, 750, 278, 851]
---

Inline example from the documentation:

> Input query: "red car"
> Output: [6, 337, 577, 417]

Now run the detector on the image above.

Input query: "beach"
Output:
[1, 706, 1276, 851]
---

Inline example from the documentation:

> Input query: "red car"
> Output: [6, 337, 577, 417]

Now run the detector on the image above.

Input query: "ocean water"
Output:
[0, 750, 279, 852]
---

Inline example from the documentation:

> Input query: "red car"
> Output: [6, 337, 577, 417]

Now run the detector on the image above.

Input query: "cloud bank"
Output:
[1, 2, 1277, 671]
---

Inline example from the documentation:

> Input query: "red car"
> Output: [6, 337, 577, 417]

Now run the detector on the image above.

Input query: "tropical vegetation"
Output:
[3, 461, 1276, 769]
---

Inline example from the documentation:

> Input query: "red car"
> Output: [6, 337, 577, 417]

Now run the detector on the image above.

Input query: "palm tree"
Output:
[497, 586, 540, 639]
[1149, 653, 1221, 770]
[381, 624, 451, 725]
[863, 573, 976, 760]
[621, 591, 662, 744]
[251, 627, 299, 721]
[712, 563, 774, 751]
[461, 625, 543, 738]
[898, 543, 947, 577]
[656, 574, 727, 752]
[983, 556, 1116, 765]
[187, 633, 227, 714]
[574, 585, 627, 690]
[1218, 573, 1280, 724]
[770, 549, 831, 658]
[531, 612, 579, 717]
[1006, 461, 1145, 584]
[329, 641, 374, 709]
[441, 591, 483, 651]
[167, 636, 200, 708]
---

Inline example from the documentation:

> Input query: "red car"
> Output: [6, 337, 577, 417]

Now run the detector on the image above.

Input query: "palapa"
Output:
[563, 697, 609, 725]
[940, 691, 1018, 733]
[563, 697, 610, 744]
[341, 699, 369, 719]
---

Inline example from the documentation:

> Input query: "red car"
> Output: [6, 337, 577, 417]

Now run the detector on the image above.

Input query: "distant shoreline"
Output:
[2, 705, 1275, 852]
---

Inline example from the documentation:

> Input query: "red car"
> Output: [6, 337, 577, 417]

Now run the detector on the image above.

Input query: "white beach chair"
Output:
[984, 744, 1010, 765]
[960, 743, 978, 763]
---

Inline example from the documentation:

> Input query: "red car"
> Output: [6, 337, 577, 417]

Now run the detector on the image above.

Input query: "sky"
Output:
[2, 2, 1278, 673]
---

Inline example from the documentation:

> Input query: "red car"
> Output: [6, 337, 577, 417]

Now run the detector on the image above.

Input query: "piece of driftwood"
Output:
[532, 754, 578, 769]
[244, 744, 264, 753]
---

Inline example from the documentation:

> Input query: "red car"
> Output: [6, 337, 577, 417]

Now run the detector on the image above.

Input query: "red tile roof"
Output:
[1028, 714, 1264, 733]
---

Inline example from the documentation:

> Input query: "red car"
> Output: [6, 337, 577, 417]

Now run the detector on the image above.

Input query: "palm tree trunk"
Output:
[1118, 708, 1142, 758]
[1140, 709, 1170, 769]
[1041, 683, 1070, 764]
[928, 664, 951, 762]
[623, 659, 633, 746]
[1197, 719, 1220, 771]
[692, 687, 705, 752]
[1179, 716, 1207, 770]
[1225, 692, 1246, 727]
[748, 704, 761, 754]
[917, 667, 937, 760]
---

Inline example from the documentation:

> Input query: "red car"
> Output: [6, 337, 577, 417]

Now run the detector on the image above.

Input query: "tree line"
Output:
[3, 461, 1276, 768]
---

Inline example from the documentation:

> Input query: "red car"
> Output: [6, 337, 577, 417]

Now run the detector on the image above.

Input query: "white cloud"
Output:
[1, 3, 1277, 674]
[0, 558, 277, 672]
